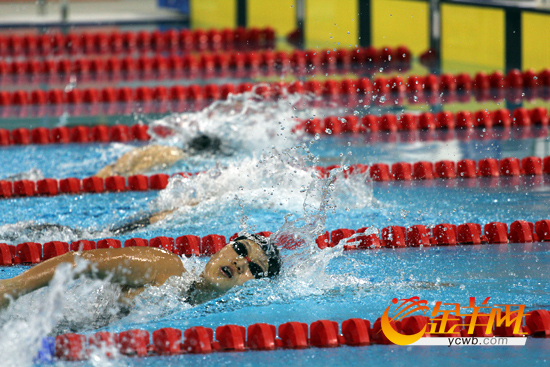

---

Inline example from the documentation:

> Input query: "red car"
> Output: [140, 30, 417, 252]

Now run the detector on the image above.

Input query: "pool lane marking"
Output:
[1, 105, 548, 147]
[2, 219, 548, 266]
[1, 154, 550, 200]
[0, 68, 548, 118]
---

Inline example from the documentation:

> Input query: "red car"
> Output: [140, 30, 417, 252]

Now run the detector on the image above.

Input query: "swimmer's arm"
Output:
[96, 145, 187, 178]
[148, 209, 178, 224]
[0, 247, 185, 308]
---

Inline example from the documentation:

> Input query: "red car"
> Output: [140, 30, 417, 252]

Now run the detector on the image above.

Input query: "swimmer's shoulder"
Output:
[133, 246, 186, 275]
[146, 248, 187, 286]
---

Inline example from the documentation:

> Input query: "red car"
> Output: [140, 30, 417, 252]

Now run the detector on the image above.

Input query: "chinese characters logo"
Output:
[381, 297, 526, 345]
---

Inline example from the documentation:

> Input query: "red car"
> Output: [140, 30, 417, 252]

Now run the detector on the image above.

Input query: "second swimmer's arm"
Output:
[96, 145, 187, 178]
[0, 247, 185, 308]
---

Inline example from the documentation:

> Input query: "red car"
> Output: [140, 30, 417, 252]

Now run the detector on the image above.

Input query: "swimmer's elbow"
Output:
[152, 251, 186, 286]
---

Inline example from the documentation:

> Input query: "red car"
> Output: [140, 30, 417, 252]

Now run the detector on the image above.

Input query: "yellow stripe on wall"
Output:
[190, 0, 236, 30]
[522, 12, 550, 71]
[248, 0, 296, 37]
[371, 0, 429, 55]
[441, 3, 505, 73]
[304, 0, 358, 49]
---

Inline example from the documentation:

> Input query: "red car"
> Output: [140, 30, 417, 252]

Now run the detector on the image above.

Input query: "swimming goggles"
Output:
[231, 241, 266, 279]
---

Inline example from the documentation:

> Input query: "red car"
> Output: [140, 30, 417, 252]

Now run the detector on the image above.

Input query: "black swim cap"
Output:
[188, 134, 222, 153]
[234, 234, 282, 278]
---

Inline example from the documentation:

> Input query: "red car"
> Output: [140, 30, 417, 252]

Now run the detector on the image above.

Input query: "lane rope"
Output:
[0, 68, 548, 118]
[0, 45, 411, 84]
[297, 106, 549, 134]
[45, 309, 550, 361]
[0, 27, 276, 58]
[0, 155, 549, 200]
[0, 106, 547, 146]
[2, 219, 549, 266]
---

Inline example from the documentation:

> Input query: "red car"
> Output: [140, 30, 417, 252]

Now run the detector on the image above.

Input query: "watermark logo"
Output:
[380, 297, 527, 346]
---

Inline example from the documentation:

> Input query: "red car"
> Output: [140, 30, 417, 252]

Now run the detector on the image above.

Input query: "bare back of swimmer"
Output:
[96, 134, 223, 178]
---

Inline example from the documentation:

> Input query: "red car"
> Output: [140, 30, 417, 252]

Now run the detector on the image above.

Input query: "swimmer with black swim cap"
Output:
[96, 134, 224, 178]
[185, 234, 281, 304]
[0, 234, 281, 309]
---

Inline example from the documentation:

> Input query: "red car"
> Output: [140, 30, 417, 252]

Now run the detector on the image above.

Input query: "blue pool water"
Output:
[0, 95, 549, 366]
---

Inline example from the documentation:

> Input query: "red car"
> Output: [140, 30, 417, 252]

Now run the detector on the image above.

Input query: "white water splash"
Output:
[2, 168, 44, 182]
[0, 221, 96, 245]
[0, 258, 107, 366]
[147, 86, 309, 156]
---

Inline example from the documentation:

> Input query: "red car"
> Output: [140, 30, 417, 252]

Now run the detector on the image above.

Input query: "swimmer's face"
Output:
[201, 239, 269, 292]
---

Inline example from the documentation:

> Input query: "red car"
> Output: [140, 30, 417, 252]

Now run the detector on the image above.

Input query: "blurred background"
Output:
[0, 0, 548, 129]
[0, 0, 548, 72]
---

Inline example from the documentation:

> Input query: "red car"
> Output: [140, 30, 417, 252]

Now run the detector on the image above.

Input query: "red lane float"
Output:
[0, 27, 276, 58]
[299, 106, 549, 136]
[1, 220, 548, 266]
[118, 330, 150, 357]
[153, 328, 182, 355]
[54, 311, 549, 361]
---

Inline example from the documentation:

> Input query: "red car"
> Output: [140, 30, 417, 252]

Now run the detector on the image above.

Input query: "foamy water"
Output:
[148, 86, 309, 154]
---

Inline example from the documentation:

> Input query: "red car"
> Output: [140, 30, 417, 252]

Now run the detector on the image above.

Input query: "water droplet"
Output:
[64, 76, 77, 92]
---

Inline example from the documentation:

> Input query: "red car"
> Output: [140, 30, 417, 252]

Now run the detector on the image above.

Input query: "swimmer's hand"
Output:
[96, 145, 187, 178]
[148, 209, 177, 224]
[110, 209, 181, 235]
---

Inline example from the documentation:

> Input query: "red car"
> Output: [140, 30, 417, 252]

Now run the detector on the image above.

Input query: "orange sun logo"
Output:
[381, 297, 430, 345]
